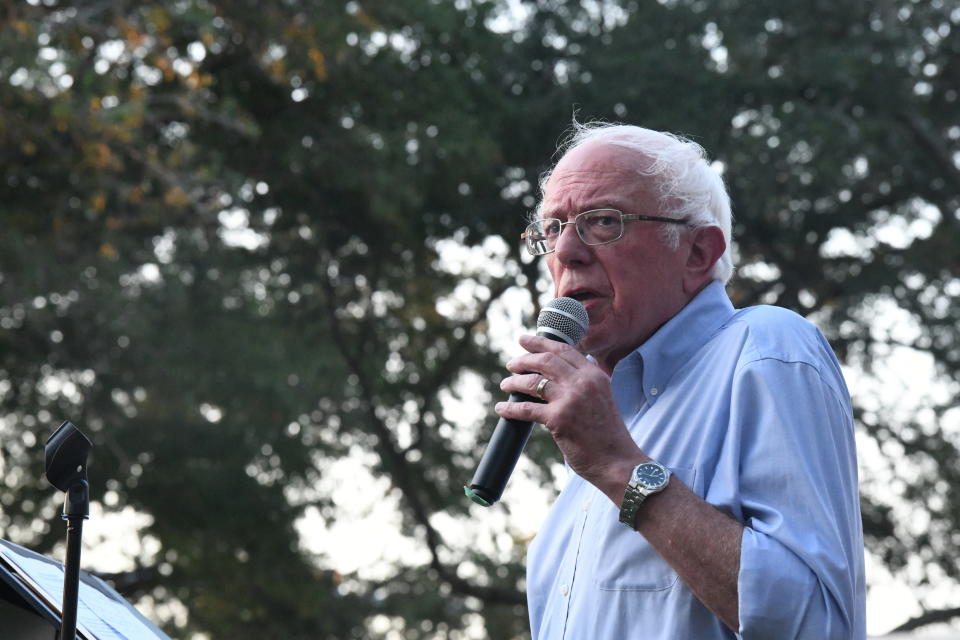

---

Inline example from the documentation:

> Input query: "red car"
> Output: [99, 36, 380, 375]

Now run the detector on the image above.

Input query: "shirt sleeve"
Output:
[731, 357, 865, 640]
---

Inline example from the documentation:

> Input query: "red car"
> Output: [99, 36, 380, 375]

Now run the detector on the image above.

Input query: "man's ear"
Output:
[683, 226, 726, 294]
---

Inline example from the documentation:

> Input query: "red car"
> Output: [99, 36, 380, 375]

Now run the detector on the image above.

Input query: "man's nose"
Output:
[553, 220, 593, 265]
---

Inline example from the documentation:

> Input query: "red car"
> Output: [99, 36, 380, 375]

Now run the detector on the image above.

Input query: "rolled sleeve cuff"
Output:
[737, 527, 824, 639]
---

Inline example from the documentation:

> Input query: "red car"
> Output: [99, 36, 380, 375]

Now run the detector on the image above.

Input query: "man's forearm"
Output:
[601, 456, 744, 632]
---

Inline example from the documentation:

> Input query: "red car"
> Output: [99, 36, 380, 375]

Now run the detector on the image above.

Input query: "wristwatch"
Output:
[619, 460, 671, 528]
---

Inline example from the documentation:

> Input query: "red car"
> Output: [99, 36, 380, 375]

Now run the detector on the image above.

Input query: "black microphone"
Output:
[465, 297, 589, 507]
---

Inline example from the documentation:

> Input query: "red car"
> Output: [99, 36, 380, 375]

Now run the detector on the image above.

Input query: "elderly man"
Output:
[495, 123, 865, 639]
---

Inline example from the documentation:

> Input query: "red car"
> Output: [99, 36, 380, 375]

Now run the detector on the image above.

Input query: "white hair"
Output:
[537, 121, 735, 284]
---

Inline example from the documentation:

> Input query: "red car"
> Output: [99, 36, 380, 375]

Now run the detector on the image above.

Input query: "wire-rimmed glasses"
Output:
[521, 208, 688, 256]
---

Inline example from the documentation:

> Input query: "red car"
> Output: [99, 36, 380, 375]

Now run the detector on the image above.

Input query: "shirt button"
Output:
[650, 387, 659, 396]
[560, 584, 569, 596]
[582, 501, 590, 511]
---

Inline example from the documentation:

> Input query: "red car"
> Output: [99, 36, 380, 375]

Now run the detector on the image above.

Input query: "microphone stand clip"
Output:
[44, 421, 92, 640]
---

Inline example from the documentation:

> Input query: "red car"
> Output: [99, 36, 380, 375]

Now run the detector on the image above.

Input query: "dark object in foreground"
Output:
[45, 421, 91, 640]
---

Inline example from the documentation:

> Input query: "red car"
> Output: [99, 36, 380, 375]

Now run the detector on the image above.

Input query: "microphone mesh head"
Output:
[537, 297, 589, 345]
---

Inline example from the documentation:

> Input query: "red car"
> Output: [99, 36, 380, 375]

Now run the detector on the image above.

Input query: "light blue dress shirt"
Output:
[526, 281, 866, 639]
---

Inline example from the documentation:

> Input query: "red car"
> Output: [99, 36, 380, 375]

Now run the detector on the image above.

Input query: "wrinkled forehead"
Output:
[555, 139, 655, 174]
[540, 142, 659, 218]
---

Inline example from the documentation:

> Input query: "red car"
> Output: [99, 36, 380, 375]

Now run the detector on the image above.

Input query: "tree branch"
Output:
[896, 111, 960, 196]
[890, 606, 960, 633]
[317, 263, 523, 606]
[408, 277, 514, 453]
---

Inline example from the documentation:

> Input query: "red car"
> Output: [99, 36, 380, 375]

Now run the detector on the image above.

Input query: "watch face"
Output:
[635, 462, 667, 489]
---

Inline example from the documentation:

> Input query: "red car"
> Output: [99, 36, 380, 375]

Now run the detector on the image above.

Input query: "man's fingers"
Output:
[520, 335, 587, 361]
[495, 399, 545, 424]
[518, 334, 575, 351]
[506, 350, 581, 378]
[500, 372, 539, 394]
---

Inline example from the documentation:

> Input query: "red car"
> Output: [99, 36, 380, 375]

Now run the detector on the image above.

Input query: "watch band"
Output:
[619, 461, 671, 528]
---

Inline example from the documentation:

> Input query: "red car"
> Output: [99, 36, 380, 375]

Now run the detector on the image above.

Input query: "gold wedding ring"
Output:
[534, 377, 551, 401]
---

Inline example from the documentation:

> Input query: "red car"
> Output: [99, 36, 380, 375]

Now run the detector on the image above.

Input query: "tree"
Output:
[3, 1, 532, 637]
[2, 0, 958, 637]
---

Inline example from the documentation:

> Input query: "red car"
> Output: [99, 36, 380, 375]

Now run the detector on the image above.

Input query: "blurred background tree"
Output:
[1, 0, 958, 638]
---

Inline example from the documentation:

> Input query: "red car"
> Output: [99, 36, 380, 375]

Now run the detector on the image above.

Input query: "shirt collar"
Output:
[613, 280, 735, 407]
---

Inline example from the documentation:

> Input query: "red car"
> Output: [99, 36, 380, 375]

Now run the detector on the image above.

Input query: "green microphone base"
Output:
[463, 485, 492, 507]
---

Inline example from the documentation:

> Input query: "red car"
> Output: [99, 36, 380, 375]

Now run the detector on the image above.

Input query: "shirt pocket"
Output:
[594, 465, 697, 592]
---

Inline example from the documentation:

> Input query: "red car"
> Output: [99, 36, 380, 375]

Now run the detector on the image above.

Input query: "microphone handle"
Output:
[464, 329, 573, 507]
[465, 392, 540, 507]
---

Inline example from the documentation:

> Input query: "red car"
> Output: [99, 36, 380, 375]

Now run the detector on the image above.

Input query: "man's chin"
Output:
[577, 333, 606, 357]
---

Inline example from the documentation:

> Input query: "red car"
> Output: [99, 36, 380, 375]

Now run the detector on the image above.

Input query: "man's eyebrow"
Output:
[542, 200, 632, 217]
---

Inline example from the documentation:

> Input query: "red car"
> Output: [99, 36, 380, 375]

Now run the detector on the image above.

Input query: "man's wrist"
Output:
[619, 460, 672, 528]
[604, 453, 648, 508]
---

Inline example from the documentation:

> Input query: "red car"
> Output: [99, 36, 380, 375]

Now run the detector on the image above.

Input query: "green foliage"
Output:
[2, 0, 959, 637]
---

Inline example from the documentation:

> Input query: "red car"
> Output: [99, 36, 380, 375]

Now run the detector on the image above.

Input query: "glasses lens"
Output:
[577, 210, 623, 245]
[525, 219, 561, 255]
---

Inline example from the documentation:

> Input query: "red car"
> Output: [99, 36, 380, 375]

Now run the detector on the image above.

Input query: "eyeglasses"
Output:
[521, 208, 689, 256]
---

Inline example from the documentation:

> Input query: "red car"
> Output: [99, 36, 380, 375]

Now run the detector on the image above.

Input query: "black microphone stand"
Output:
[44, 421, 92, 640]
